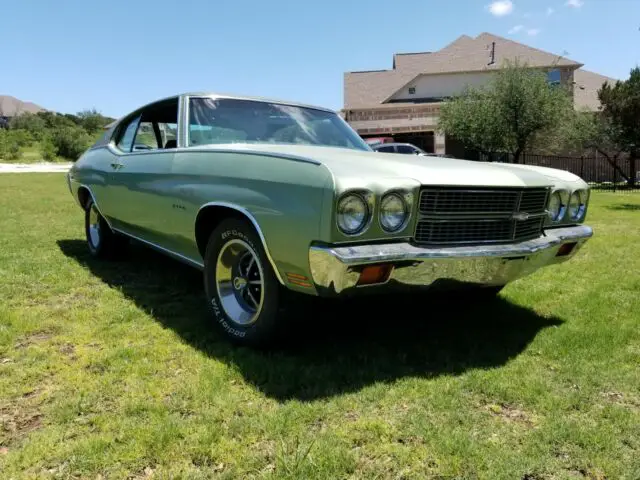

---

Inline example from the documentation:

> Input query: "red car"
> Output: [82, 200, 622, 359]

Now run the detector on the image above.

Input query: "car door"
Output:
[107, 99, 179, 247]
[376, 145, 396, 153]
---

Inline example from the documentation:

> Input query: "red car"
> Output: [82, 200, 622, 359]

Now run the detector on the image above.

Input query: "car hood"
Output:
[211, 144, 567, 188]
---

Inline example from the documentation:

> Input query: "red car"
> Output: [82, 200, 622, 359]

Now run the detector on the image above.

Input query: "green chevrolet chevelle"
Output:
[67, 92, 593, 346]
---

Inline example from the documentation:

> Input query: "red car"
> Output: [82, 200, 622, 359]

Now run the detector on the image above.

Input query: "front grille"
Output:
[420, 190, 520, 214]
[514, 217, 545, 239]
[414, 187, 549, 246]
[416, 219, 513, 244]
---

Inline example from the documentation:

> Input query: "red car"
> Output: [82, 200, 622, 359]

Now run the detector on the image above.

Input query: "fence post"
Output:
[580, 156, 585, 179]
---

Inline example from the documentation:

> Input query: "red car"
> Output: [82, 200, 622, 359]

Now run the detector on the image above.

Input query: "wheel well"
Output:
[194, 206, 250, 258]
[77, 187, 91, 210]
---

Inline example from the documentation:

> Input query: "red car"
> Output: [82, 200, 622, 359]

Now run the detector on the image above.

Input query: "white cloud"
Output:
[566, 0, 584, 8]
[527, 28, 541, 36]
[488, 0, 514, 17]
[547, 7, 555, 15]
[508, 25, 524, 34]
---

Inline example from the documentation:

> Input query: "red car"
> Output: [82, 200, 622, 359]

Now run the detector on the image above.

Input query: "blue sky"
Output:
[2, 0, 638, 118]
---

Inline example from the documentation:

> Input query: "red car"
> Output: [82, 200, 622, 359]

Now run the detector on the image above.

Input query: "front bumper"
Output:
[309, 225, 593, 295]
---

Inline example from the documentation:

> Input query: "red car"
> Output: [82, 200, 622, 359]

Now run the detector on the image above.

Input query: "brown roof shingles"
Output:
[344, 32, 584, 108]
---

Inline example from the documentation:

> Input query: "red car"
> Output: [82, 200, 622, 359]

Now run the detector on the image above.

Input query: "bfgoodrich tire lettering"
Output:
[204, 218, 282, 346]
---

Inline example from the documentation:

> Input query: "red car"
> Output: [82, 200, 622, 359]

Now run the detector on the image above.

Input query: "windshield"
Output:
[188, 97, 371, 152]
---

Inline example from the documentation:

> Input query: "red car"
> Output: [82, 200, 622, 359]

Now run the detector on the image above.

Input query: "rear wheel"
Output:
[203, 218, 283, 347]
[84, 199, 127, 258]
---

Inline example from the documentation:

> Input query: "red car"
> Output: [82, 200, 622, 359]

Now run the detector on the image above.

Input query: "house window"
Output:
[547, 69, 561, 86]
[408, 87, 416, 95]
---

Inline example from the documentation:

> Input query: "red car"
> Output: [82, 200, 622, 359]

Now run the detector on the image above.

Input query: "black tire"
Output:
[84, 199, 128, 258]
[203, 218, 283, 347]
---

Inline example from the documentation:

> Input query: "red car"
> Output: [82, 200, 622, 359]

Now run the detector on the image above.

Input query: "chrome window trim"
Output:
[196, 201, 286, 285]
[110, 97, 181, 156]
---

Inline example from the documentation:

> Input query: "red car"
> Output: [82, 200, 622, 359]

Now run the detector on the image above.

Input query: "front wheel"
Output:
[203, 218, 283, 347]
[84, 199, 127, 258]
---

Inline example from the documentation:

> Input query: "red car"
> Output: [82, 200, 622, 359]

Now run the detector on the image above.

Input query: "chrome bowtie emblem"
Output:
[233, 277, 247, 290]
[512, 212, 531, 221]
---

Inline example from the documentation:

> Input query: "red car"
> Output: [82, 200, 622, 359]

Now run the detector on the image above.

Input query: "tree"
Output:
[598, 67, 640, 186]
[564, 109, 630, 183]
[438, 61, 575, 163]
[50, 126, 92, 160]
[8, 112, 47, 139]
[77, 108, 111, 134]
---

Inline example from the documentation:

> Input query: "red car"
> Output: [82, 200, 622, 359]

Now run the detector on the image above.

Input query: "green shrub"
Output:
[9, 114, 46, 141]
[40, 138, 58, 161]
[11, 129, 34, 148]
[0, 130, 23, 161]
[50, 127, 92, 160]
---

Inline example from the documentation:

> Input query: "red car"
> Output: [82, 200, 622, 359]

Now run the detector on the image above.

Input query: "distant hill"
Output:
[0, 95, 46, 116]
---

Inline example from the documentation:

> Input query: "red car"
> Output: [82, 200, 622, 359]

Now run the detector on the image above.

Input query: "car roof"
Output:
[127, 92, 335, 116]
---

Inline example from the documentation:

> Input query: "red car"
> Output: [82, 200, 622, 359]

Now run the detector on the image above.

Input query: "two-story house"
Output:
[343, 33, 614, 155]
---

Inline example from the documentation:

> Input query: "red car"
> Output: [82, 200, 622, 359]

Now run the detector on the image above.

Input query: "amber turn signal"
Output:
[357, 264, 393, 286]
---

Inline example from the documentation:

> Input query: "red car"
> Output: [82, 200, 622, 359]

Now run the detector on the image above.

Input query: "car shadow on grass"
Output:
[58, 239, 563, 402]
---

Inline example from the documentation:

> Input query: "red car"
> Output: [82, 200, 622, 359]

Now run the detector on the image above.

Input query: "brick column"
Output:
[435, 132, 446, 155]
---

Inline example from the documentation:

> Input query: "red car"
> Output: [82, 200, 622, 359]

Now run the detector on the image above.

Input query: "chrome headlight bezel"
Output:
[568, 189, 588, 222]
[547, 190, 569, 223]
[379, 192, 409, 232]
[336, 192, 372, 236]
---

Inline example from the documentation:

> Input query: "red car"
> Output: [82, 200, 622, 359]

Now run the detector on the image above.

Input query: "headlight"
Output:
[547, 191, 567, 222]
[337, 193, 369, 234]
[568, 190, 587, 221]
[380, 193, 407, 232]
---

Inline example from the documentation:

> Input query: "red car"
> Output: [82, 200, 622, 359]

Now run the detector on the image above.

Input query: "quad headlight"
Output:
[547, 191, 568, 222]
[337, 193, 369, 235]
[379, 193, 408, 232]
[568, 190, 588, 221]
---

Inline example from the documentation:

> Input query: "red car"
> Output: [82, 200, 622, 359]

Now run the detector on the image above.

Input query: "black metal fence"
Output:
[478, 152, 640, 192]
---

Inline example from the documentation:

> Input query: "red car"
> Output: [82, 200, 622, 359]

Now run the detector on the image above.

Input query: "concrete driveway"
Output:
[0, 162, 72, 173]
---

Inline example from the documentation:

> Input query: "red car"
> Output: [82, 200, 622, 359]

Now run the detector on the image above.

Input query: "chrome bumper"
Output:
[309, 225, 593, 295]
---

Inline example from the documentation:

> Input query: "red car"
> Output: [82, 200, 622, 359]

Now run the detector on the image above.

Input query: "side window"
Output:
[133, 122, 158, 151]
[547, 69, 561, 86]
[115, 115, 140, 152]
[377, 145, 395, 153]
[188, 97, 248, 146]
[158, 123, 177, 149]
[397, 145, 416, 154]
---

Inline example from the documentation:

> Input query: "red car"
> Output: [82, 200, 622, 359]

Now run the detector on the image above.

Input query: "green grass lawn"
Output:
[1, 174, 639, 479]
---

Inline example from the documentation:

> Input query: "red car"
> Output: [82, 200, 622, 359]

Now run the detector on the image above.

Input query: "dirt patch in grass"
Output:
[485, 402, 537, 427]
[58, 342, 77, 360]
[600, 391, 640, 410]
[13, 329, 57, 349]
[0, 406, 44, 444]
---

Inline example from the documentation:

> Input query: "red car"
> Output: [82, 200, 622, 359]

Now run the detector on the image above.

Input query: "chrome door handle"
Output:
[110, 162, 124, 170]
